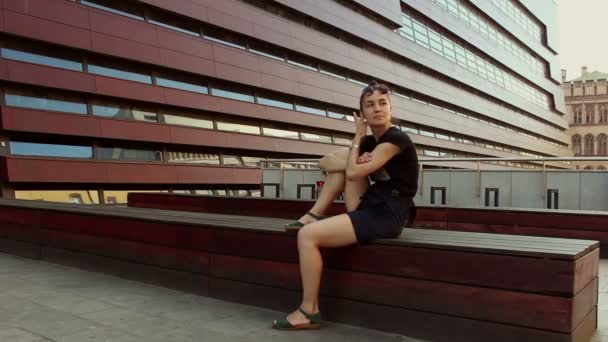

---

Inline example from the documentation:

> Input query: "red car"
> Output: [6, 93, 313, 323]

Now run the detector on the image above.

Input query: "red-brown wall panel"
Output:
[2, 107, 101, 137]
[90, 31, 161, 66]
[5, 157, 261, 184]
[94, 77, 164, 103]
[4, 0, 90, 29]
[156, 29, 214, 60]
[3, 8, 91, 50]
[6, 60, 97, 92]
[98, 119, 172, 143]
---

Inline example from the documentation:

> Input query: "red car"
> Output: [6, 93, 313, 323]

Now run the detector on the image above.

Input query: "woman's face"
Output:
[361, 90, 391, 127]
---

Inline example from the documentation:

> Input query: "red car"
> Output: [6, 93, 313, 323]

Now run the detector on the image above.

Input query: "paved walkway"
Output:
[0, 252, 605, 341]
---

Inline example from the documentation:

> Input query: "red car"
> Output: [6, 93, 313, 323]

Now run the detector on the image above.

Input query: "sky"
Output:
[557, 0, 608, 80]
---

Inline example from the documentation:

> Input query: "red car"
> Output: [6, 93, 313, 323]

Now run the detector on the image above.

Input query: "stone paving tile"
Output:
[0, 252, 605, 341]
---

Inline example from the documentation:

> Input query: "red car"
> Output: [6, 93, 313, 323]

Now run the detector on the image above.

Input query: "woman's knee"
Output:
[297, 226, 317, 248]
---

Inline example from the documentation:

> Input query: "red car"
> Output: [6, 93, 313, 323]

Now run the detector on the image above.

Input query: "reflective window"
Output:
[262, 126, 299, 140]
[287, 54, 318, 71]
[97, 147, 162, 161]
[162, 112, 214, 129]
[248, 42, 285, 61]
[1, 48, 83, 71]
[419, 129, 436, 138]
[401, 125, 419, 134]
[91, 101, 158, 122]
[257, 95, 294, 110]
[223, 155, 245, 166]
[399, 10, 549, 109]
[423, 149, 441, 157]
[80, 0, 144, 20]
[203, 28, 246, 49]
[328, 109, 353, 121]
[241, 156, 263, 167]
[15, 190, 100, 204]
[332, 135, 352, 146]
[156, 76, 208, 94]
[88, 63, 152, 84]
[216, 121, 260, 134]
[296, 103, 326, 116]
[301, 132, 332, 144]
[5, 92, 87, 114]
[211, 86, 254, 103]
[320, 63, 346, 79]
[168, 151, 220, 164]
[148, 11, 200, 36]
[10, 141, 93, 158]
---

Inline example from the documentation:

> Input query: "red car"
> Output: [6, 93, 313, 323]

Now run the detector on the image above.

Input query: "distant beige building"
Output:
[563, 66, 608, 170]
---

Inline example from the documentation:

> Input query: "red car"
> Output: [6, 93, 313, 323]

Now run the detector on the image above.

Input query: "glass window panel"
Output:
[301, 132, 332, 144]
[287, 55, 318, 71]
[295, 103, 327, 116]
[16, 190, 100, 204]
[81, 0, 144, 20]
[132, 108, 158, 122]
[320, 63, 346, 79]
[249, 42, 284, 61]
[332, 136, 351, 146]
[328, 109, 352, 121]
[257, 95, 294, 110]
[423, 149, 441, 157]
[262, 127, 299, 139]
[216, 121, 260, 134]
[149, 19, 199, 36]
[156, 77, 208, 94]
[163, 113, 213, 129]
[168, 151, 219, 164]
[435, 133, 450, 140]
[148, 11, 200, 36]
[241, 156, 263, 167]
[401, 125, 419, 134]
[97, 147, 162, 161]
[10, 141, 92, 158]
[88, 64, 152, 84]
[5, 93, 87, 114]
[211, 86, 254, 102]
[222, 155, 245, 166]
[203, 28, 246, 49]
[1, 48, 83, 71]
[419, 129, 435, 138]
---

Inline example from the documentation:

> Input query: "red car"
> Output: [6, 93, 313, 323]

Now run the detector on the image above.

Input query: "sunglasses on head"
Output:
[362, 83, 390, 96]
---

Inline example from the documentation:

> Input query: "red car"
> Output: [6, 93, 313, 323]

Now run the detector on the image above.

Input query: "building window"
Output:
[600, 106, 608, 124]
[167, 152, 220, 164]
[584, 134, 595, 156]
[573, 106, 582, 124]
[5, 90, 87, 115]
[585, 105, 594, 124]
[1, 47, 83, 72]
[598, 134, 607, 156]
[10, 141, 93, 158]
[572, 135, 581, 156]
[96, 147, 162, 161]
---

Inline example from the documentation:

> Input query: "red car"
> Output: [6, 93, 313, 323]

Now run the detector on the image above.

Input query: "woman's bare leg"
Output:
[296, 149, 357, 224]
[274, 176, 368, 327]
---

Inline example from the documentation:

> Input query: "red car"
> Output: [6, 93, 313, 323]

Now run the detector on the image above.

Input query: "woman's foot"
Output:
[284, 212, 324, 232]
[272, 307, 321, 330]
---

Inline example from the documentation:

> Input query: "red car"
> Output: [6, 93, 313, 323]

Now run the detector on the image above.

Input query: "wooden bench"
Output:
[128, 193, 608, 257]
[0, 198, 599, 342]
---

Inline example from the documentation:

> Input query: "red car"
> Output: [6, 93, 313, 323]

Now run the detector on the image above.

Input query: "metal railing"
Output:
[260, 156, 608, 202]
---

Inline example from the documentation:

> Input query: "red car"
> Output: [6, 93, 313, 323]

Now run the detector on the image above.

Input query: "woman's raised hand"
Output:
[353, 111, 367, 137]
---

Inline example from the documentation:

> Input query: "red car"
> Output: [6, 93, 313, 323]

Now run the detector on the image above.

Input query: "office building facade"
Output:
[0, 0, 568, 203]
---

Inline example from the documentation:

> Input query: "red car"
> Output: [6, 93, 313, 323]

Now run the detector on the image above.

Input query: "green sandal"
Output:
[272, 307, 322, 330]
[284, 212, 325, 232]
